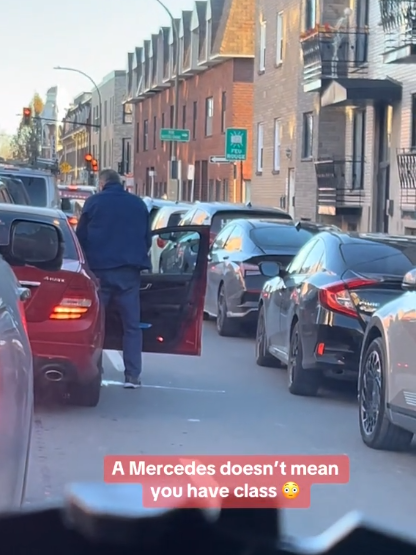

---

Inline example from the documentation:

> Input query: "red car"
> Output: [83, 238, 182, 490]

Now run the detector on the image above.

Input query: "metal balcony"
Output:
[315, 158, 366, 215]
[300, 28, 368, 92]
[397, 148, 416, 209]
[379, 0, 416, 62]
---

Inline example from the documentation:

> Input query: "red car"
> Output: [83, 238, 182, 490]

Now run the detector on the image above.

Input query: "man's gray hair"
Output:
[99, 168, 121, 185]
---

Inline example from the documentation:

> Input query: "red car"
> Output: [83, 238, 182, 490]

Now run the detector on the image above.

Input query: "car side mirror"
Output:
[10, 220, 63, 271]
[402, 268, 416, 291]
[259, 261, 281, 278]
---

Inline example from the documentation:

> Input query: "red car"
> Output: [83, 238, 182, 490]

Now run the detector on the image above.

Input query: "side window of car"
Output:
[224, 225, 244, 252]
[286, 239, 318, 275]
[299, 239, 326, 275]
[212, 226, 235, 250]
[180, 209, 197, 225]
[192, 209, 208, 225]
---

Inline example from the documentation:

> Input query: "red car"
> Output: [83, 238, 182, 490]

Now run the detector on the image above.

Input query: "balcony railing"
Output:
[315, 158, 366, 209]
[379, 0, 416, 32]
[300, 28, 369, 84]
[397, 148, 416, 207]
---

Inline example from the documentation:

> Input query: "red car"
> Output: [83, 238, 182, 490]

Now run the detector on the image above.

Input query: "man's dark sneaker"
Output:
[124, 375, 141, 389]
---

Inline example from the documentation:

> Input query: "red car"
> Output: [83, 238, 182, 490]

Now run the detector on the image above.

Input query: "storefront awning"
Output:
[321, 78, 402, 107]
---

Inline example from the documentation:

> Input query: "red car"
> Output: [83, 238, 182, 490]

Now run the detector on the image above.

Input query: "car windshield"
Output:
[250, 226, 314, 248]
[340, 240, 416, 276]
[211, 211, 291, 234]
[11, 175, 47, 206]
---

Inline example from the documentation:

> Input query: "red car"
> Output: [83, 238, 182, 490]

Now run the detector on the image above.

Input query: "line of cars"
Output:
[147, 197, 416, 453]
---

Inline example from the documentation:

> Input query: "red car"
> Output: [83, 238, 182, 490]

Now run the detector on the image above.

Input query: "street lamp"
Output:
[53, 66, 102, 173]
[155, 0, 180, 199]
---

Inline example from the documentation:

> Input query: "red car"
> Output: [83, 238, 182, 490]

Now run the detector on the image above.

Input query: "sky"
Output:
[0, 0, 195, 135]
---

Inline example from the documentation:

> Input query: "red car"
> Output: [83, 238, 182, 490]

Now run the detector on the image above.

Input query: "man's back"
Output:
[76, 182, 151, 271]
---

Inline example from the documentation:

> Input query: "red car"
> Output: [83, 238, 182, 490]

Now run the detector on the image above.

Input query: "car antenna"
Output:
[246, 201, 252, 208]
[295, 220, 301, 230]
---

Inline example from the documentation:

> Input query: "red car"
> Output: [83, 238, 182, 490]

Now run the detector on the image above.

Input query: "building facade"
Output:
[60, 92, 92, 185]
[127, 0, 254, 201]
[40, 86, 59, 161]
[90, 70, 133, 173]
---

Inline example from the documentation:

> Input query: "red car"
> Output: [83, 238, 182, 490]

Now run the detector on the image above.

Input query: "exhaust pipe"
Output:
[43, 369, 64, 382]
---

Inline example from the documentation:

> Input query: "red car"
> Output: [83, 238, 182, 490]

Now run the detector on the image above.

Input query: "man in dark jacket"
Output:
[76, 169, 151, 389]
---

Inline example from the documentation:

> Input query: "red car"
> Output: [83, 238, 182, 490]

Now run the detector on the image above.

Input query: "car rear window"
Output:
[250, 226, 314, 249]
[149, 207, 159, 228]
[60, 219, 79, 260]
[14, 176, 47, 206]
[6, 179, 31, 205]
[340, 241, 416, 276]
[211, 211, 291, 234]
[168, 211, 186, 226]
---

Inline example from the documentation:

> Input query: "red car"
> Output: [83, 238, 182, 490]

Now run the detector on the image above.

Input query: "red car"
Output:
[0, 204, 210, 408]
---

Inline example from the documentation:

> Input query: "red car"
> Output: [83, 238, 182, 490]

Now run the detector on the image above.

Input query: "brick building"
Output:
[253, 0, 401, 231]
[60, 92, 92, 185]
[126, 0, 254, 201]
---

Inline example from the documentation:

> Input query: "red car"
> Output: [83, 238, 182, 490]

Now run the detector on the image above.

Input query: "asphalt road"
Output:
[24, 322, 416, 540]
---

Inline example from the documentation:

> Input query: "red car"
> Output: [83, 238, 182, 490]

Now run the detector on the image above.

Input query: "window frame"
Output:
[276, 12, 284, 64]
[257, 122, 264, 172]
[205, 97, 214, 137]
[259, 20, 266, 71]
[301, 112, 313, 159]
[273, 118, 281, 172]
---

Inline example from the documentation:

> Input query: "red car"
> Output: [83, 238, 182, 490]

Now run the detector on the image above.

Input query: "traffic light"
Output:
[84, 153, 92, 171]
[91, 159, 98, 172]
[22, 107, 31, 126]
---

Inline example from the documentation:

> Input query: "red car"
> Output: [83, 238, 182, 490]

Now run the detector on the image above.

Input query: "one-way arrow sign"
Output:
[209, 155, 230, 164]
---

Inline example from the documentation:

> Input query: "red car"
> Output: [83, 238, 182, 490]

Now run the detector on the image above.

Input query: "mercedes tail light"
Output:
[319, 278, 379, 318]
[49, 278, 94, 320]
[240, 263, 261, 277]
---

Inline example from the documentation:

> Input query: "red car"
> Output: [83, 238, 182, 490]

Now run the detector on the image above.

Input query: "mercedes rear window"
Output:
[340, 241, 416, 276]
[12, 176, 47, 207]
[250, 226, 315, 249]
[60, 219, 79, 260]
[211, 211, 292, 234]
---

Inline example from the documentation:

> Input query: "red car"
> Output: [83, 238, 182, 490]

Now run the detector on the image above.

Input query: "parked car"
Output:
[0, 246, 34, 511]
[203, 220, 332, 336]
[0, 179, 15, 204]
[58, 185, 97, 202]
[150, 203, 191, 270]
[178, 202, 293, 244]
[255, 232, 416, 397]
[143, 197, 184, 228]
[358, 264, 416, 452]
[60, 198, 85, 230]
[0, 176, 31, 205]
[0, 165, 60, 208]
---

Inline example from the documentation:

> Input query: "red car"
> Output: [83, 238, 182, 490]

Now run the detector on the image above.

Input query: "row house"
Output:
[126, 0, 255, 202]
[253, 0, 408, 232]
[60, 92, 92, 185]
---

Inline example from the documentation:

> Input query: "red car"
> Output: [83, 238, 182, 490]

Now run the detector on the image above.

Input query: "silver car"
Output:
[358, 265, 416, 451]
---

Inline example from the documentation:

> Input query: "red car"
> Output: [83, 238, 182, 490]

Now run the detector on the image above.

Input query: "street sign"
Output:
[160, 128, 190, 142]
[209, 155, 230, 164]
[187, 164, 195, 180]
[225, 128, 247, 161]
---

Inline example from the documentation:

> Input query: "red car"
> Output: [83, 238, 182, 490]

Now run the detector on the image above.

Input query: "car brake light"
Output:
[68, 185, 77, 190]
[240, 263, 261, 276]
[68, 217, 78, 225]
[157, 237, 166, 248]
[18, 300, 28, 335]
[49, 297, 92, 320]
[319, 278, 379, 318]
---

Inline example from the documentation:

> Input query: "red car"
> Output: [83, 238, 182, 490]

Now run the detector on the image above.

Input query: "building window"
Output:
[256, 122, 264, 172]
[411, 94, 416, 148]
[104, 100, 108, 126]
[136, 122, 140, 152]
[273, 119, 281, 171]
[123, 102, 133, 124]
[301, 112, 313, 159]
[182, 104, 186, 129]
[259, 20, 266, 71]
[352, 109, 366, 190]
[161, 112, 165, 147]
[143, 119, 149, 151]
[276, 12, 284, 64]
[205, 97, 214, 136]
[153, 116, 157, 149]
[192, 101, 197, 139]
[221, 92, 226, 133]
[170, 105, 174, 128]
[304, 0, 316, 30]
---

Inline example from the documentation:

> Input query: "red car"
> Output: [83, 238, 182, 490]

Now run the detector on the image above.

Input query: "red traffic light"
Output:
[23, 107, 31, 117]
[91, 159, 98, 171]
[84, 153, 93, 162]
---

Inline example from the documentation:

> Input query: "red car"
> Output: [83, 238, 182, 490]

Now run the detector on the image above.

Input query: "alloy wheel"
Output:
[288, 331, 298, 387]
[256, 312, 265, 359]
[360, 349, 382, 436]
[217, 289, 225, 332]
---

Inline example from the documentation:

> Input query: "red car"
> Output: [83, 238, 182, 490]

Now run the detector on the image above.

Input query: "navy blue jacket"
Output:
[76, 183, 151, 271]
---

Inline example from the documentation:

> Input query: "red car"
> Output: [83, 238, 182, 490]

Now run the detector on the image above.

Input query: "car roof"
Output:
[227, 218, 296, 229]
[156, 203, 190, 213]
[0, 165, 53, 177]
[59, 185, 96, 191]
[0, 203, 65, 219]
[191, 201, 292, 216]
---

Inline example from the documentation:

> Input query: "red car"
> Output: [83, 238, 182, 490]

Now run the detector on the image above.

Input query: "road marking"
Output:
[101, 379, 225, 394]
[103, 350, 124, 372]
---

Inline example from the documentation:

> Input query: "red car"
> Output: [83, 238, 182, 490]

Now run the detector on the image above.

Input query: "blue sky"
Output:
[0, 0, 194, 134]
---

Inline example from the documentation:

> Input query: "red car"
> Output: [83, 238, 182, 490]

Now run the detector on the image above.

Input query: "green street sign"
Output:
[225, 128, 247, 161]
[160, 128, 190, 142]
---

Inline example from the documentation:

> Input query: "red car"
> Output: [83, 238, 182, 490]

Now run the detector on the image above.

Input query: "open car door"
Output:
[103, 225, 210, 356]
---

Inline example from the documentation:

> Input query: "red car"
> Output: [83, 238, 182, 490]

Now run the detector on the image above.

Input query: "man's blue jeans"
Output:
[94, 267, 142, 379]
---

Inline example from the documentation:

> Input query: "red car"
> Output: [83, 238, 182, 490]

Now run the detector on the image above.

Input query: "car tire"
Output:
[69, 366, 102, 408]
[216, 284, 240, 337]
[256, 305, 280, 367]
[359, 337, 413, 451]
[287, 322, 321, 396]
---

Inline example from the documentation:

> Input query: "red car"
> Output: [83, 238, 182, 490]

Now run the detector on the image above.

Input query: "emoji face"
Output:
[282, 482, 300, 499]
